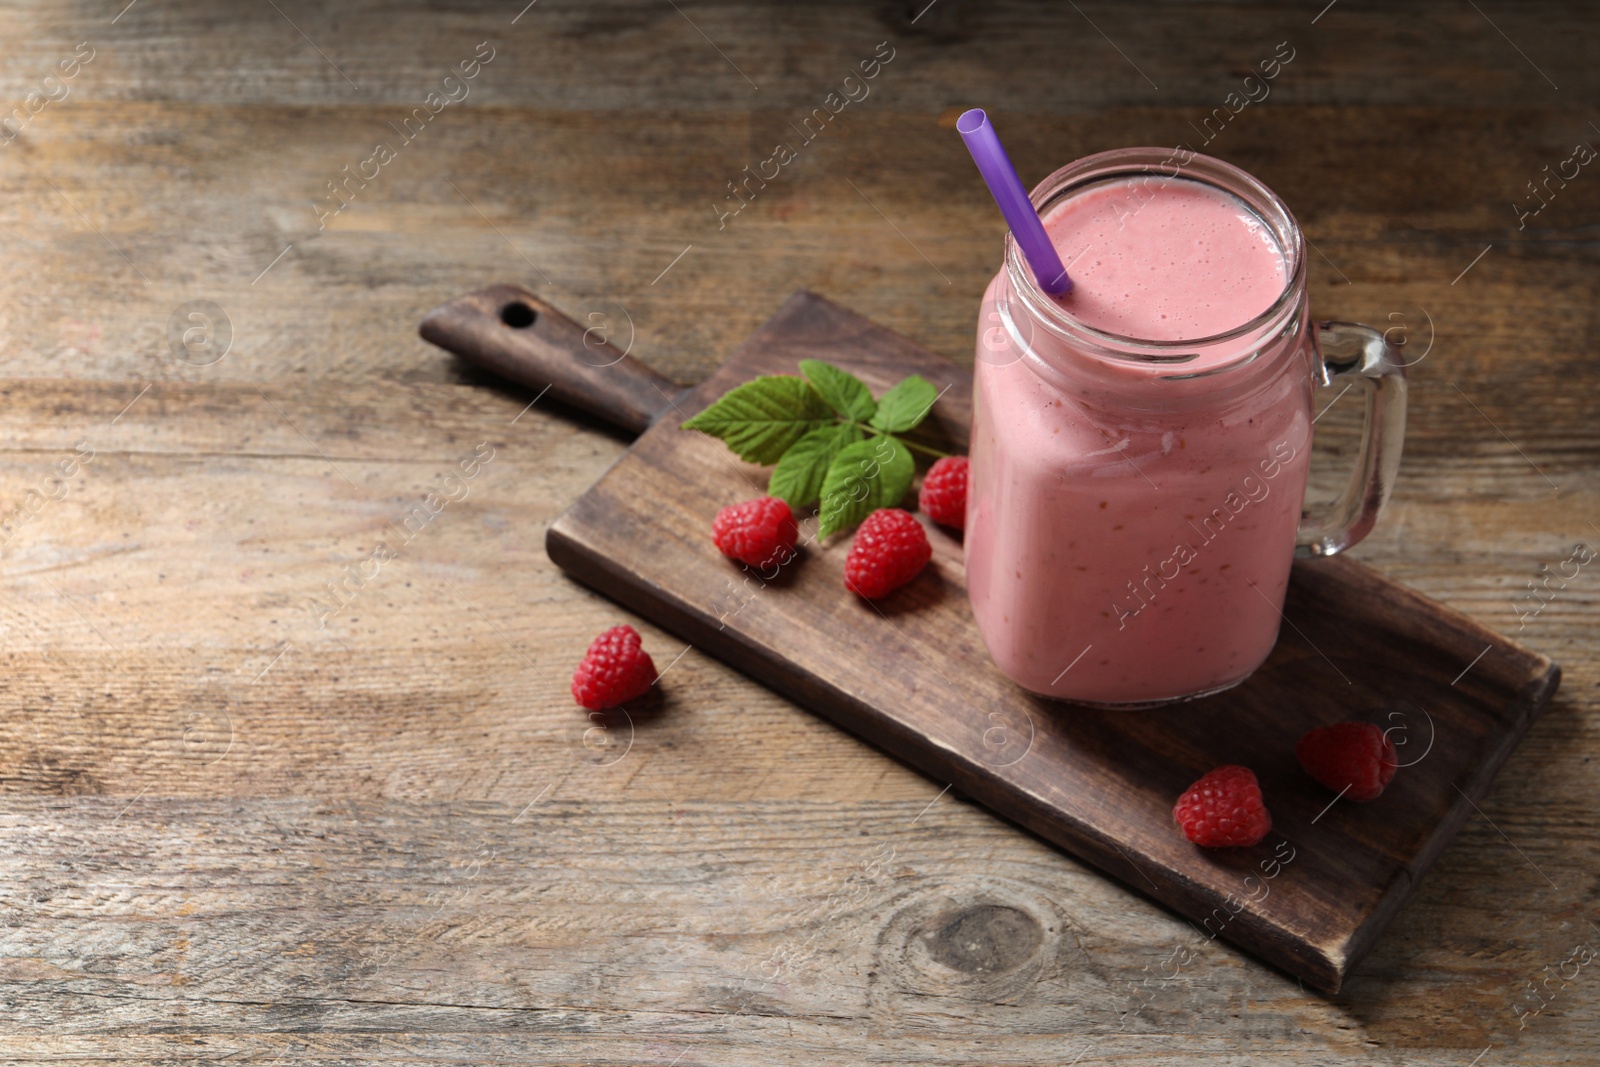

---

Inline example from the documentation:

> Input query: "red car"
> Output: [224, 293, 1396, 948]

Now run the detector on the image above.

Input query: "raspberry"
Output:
[1296, 721, 1398, 802]
[919, 455, 970, 530]
[712, 496, 798, 569]
[844, 508, 932, 599]
[571, 624, 657, 711]
[1173, 765, 1272, 848]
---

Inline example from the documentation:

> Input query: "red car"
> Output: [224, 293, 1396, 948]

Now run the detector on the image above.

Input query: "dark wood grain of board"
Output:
[420, 284, 685, 435]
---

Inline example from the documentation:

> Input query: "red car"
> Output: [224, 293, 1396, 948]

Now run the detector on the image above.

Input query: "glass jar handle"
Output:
[1297, 321, 1409, 558]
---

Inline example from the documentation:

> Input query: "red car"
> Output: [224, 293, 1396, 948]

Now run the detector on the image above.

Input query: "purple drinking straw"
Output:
[956, 108, 1072, 295]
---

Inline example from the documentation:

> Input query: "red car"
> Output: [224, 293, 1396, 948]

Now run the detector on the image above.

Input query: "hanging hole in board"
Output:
[500, 301, 536, 328]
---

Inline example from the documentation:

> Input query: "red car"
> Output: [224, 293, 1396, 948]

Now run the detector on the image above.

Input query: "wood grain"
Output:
[0, 0, 1597, 1062]
[420, 285, 685, 435]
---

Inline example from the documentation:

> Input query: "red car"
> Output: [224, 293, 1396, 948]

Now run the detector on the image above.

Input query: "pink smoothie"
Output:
[966, 175, 1315, 704]
[1047, 179, 1287, 343]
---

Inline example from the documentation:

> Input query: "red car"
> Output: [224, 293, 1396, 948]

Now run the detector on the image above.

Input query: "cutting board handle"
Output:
[419, 284, 684, 436]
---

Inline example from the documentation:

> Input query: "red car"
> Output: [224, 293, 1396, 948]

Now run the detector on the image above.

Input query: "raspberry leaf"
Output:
[817, 435, 914, 538]
[767, 422, 863, 511]
[799, 359, 877, 422]
[869, 374, 939, 433]
[681, 375, 833, 464]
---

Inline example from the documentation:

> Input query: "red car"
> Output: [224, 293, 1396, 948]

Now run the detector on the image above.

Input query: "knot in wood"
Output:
[924, 904, 1044, 975]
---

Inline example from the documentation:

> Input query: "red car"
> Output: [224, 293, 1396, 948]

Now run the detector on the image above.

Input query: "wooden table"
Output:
[0, 2, 1594, 1063]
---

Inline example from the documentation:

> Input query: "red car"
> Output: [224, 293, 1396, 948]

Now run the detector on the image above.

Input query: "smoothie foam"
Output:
[1046, 177, 1287, 342]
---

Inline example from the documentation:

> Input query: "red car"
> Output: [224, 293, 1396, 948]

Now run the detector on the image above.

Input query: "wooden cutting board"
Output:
[421, 283, 1561, 994]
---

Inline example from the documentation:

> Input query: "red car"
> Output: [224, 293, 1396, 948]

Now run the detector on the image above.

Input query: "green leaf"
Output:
[869, 374, 939, 434]
[767, 422, 862, 511]
[681, 375, 833, 464]
[799, 360, 876, 422]
[817, 435, 915, 538]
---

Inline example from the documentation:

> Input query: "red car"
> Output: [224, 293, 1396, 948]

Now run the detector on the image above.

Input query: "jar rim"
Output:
[1004, 147, 1307, 364]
